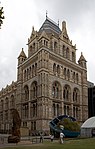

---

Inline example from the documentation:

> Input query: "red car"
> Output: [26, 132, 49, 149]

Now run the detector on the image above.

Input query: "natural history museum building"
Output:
[0, 16, 88, 134]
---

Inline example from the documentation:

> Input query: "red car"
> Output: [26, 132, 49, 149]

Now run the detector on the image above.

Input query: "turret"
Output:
[18, 48, 27, 66]
[78, 52, 87, 68]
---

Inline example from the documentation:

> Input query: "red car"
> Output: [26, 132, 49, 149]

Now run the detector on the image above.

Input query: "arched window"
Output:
[22, 103, 28, 118]
[35, 63, 37, 76]
[73, 88, 80, 103]
[73, 72, 75, 82]
[64, 105, 66, 115]
[53, 103, 60, 117]
[32, 42, 35, 52]
[52, 82, 61, 99]
[57, 65, 60, 76]
[27, 68, 29, 80]
[63, 85, 71, 101]
[31, 81, 37, 99]
[29, 66, 31, 78]
[67, 69, 70, 80]
[64, 105, 69, 115]
[66, 47, 69, 59]
[54, 41, 57, 53]
[64, 68, 66, 79]
[24, 70, 27, 81]
[72, 52, 75, 62]
[32, 65, 34, 77]
[63, 45, 65, 57]
[73, 106, 79, 119]
[24, 85, 29, 101]
[53, 103, 56, 116]
[53, 63, 56, 75]
[76, 73, 79, 83]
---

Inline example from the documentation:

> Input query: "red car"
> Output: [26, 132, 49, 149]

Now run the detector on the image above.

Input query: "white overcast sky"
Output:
[0, 0, 95, 89]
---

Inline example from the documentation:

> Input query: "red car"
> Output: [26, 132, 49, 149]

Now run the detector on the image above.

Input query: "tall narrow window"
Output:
[54, 41, 57, 53]
[63, 45, 65, 57]
[24, 85, 29, 101]
[52, 82, 61, 99]
[31, 81, 37, 100]
[72, 52, 75, 62]
[63, 85, 71, 101]
[66, 48, 69, 59]
[53, 63, 56, 75]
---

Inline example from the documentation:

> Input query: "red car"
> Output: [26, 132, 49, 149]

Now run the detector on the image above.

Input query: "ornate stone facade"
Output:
[0, 17, 88, 134]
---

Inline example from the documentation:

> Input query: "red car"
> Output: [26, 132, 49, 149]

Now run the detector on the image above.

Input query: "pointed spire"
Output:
[62, 20, 69, 38]
[46, 10, 48, 19]
[18, 48, 27, 59]
[58, 19, 59, 26]
[78, 52, 86, 62]
[78, 52, 87, 68]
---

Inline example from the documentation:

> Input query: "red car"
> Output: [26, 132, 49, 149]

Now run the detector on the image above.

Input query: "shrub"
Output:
[57, 118, 80, 132]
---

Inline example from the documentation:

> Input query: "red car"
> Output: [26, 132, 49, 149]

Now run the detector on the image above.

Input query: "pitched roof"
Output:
[78, 52, 86, 62]
[18, 48, 27, 58]
[39, 17, 61, 35]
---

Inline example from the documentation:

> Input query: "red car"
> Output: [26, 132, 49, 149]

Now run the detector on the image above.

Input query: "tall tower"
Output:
[16, 17, 88, 133]
[17, 48, 27, 117]
[78, 52, 88, 121]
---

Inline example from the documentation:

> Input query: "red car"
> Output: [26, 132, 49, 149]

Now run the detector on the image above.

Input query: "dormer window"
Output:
[44, 40, 48, 47]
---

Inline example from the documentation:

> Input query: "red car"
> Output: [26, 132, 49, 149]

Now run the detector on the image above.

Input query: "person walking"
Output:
[60, 132, 65, 144]
[50, 134, 54, 142]
[40, 132, 44, 143]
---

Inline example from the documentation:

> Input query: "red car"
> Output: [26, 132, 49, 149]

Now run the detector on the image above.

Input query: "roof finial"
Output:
[58, 19, 59, 26]
[46, 10, 48, 19]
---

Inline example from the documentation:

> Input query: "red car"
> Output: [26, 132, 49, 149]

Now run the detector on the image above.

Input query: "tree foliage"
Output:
[57, 118, 80, 132]
[0, 3, 4, 28]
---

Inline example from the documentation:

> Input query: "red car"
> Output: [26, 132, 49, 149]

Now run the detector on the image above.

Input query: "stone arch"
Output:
[24, 69, 27, 81]
[30, 81, 38, 100]
[53, 63, 56, 75]
[62, 45, 65, 57]
[52, 81, 62, 99]
[73, 87, 80, 103]
[63, 84, 71, 101]
[72, 51, 75, 62]
[23, 85, 29, 101]
[57, 65, 60, 76]
[54, 41, 57, 53]
[67, 69, 70, 80]
[66, 47, 70, 59]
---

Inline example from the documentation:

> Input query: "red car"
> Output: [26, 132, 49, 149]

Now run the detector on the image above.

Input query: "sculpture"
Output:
[8, 108, 21, 143]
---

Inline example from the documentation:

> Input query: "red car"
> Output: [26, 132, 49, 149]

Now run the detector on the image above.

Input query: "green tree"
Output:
[57, 118, 80, 132]
[0, 3, 4, 28]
